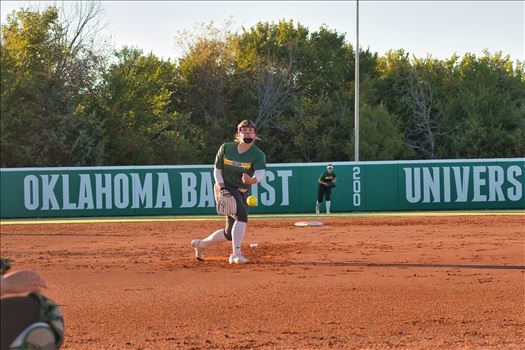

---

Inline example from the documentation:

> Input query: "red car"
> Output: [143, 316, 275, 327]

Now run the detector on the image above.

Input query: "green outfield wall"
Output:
[1, 158, 524, 218]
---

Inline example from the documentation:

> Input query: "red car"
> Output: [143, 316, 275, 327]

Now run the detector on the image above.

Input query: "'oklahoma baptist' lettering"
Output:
[22, 170, 292, 211]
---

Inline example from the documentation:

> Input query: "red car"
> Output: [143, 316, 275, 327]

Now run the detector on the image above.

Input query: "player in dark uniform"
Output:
[191, 120, 266, 264]
[316, 164, 336, 214]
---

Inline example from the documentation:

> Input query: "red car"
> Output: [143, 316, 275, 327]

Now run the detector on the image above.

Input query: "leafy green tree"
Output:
[233, 21, 371, 161]
[83, 47, 194, 165]
[171, 23, 242, 163]
[359, 104, 414, 160]
[374, 51, 442, 158]
[443, 52, 525, 158]
[4, 9, 522, 167]
[1, 5, 106, 166]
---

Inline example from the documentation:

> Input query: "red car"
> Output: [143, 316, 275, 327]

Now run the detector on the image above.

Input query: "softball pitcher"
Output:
[191, 120, 266, 264]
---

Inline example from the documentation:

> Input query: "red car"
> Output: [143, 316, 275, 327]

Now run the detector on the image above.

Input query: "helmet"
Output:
[237, 120, 257, 133]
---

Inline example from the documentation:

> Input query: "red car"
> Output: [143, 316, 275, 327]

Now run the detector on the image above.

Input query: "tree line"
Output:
[1, 5, 524, 167]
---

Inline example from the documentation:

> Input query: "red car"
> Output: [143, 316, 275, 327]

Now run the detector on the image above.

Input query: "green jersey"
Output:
[319, 170, 336, 184]
[215, 142, 266, 190]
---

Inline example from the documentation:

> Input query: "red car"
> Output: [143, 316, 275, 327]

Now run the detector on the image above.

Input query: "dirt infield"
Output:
[1, 214, 524, 349]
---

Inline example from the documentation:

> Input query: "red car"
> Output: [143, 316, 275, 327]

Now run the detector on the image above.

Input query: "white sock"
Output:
[316, 201, 320, 209]
[199, 229, 228, 248]
[231, 221, 247, 256]
[326, 201, 331, 212]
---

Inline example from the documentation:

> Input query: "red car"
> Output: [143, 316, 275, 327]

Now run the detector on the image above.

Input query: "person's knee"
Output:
[9, 322, 58, 350]
[237, 206, 248, 223]
[237, 199, 248, 219]
[224, 228, 232, 241]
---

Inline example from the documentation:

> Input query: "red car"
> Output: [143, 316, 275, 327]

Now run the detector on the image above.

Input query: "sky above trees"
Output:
[1, 1, 523, 63]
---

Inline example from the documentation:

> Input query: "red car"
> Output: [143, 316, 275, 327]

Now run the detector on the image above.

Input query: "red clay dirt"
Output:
[1, 215, 524, 349]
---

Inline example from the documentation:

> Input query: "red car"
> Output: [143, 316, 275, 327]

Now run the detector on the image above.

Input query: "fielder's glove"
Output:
[327, 182, 336, 188]
[216, 188, 237, 216]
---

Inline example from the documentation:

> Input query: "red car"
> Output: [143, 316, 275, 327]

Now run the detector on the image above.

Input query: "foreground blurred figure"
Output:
[1, 257, 64, 350]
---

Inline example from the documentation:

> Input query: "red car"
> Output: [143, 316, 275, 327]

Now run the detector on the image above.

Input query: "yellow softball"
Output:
[246, 195, 257, 206]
